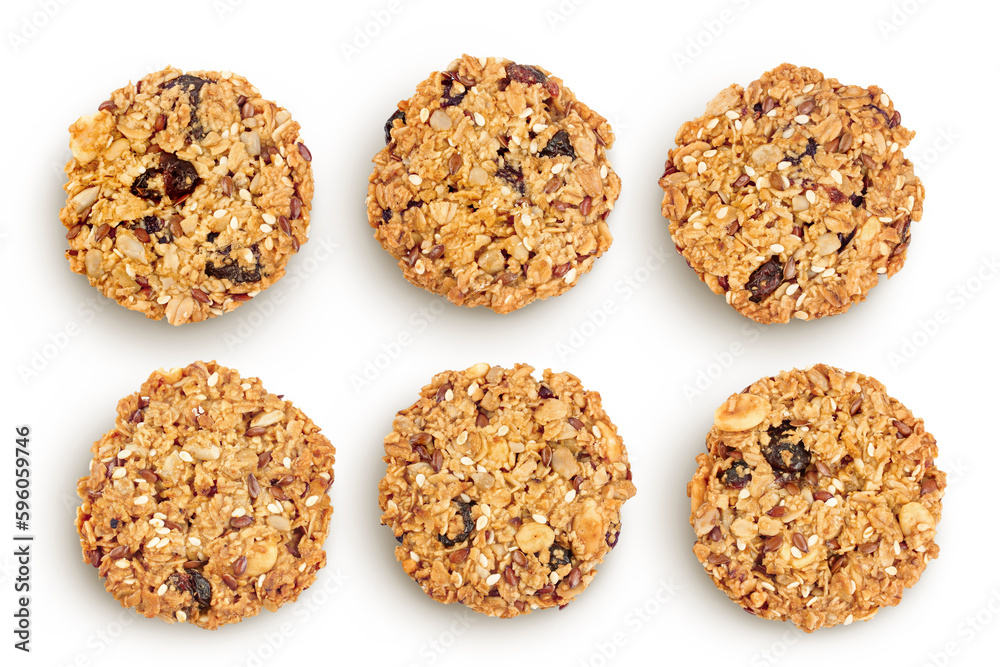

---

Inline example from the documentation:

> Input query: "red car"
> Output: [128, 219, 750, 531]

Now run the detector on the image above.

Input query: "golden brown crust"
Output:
[76, 361, 335, 629]
[688, 364, 944, 631]
[61, 67, 313, 325]
[378, 364, 635, 616]
[368, 55, 620, 313]
[660, 64, 923, 323]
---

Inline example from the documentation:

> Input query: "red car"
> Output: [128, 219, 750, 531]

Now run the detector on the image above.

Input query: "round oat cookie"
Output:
[367, 54, 621, 313]
[76, 361, 335, 629]
[378, 363, 635, 616]
[60, 67, 313, 325]
[687, 364, 944, 631]
[659, 63, 923, 323]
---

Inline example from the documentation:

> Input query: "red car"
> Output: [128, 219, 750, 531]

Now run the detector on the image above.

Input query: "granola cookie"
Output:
[688, 364, 944, 631]
[367, 55, 620, 313]
[378, 363, 635, 616]
[61, 67, 313, 325]
[660, 64, 923, 323]
[76, 361, 335, 629]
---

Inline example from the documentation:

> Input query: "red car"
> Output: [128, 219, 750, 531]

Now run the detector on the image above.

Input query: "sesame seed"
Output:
[550, 572, 559, 584]
[415, 473, 426, 487]
[867, 443, 876, 457]
[770, 244, 785, 254]
[460, 456, 474, 466]
[707, 118, 719, 129]
[474, 112, 486, 126]
[157, 584, 167, 595]
[844, 615, 854, 626]
[305, 495, 319, 507]
[725, 110, 739, 120]
[214, 209, 227, 218]
[260, 223, 273, 234]
[476, 516, 488, 530]
[551, 163, 563, 174]
[116, 559, 130, 568]
[777, 161, 791, 170]
[532, 514, 547, 525]
[734, 120, 743, 132]
[791, 547, 803, 558]
[565, 490, 576, 503]
[825, 497, 838, 507]
[563, 268, 577, 284]
[803, 83, 815, 93]
[179, 451, 194, 463]
[532, 123, 546, 133]
[880, 93, 890, 106]
[188, 536, 201, 546]
[410, 550, 420, 562]
[419, 108, 429, 122]
[481, 505, 491, 518]
[230, 217, 239, 229]
[831, 169, 843, 185]
[267, 503, 282, 514]
[134, 495, 148, 505]
[117, 449, 132, 459]
[156, 527, 169, 535]
[460, 493, 471, 503]
[592, 425, 602, 438]
[886, 566, 898, 576]
[112, 468, 127, 479]
[283, 457, 292, 468]
[760, 581, 775, 591]
[232, 508, 246, 517]
[715, 207, 729, 219]
[738, 488, 750, 500]
[497, 425, 509, 436]
[794, 115, 810, 124]
[176, 611, 187, 622]
[262, 213, 276, 225]
[808, 535, 819, 547]
[703, 150, 717, 158]
[744, 166, 756, 177]
[467, 382, 478, 396]
[486, 573, 501, 586]
[736, 539, 747, 551]
[478, 554, 489, 567]
[698, 162, 707, 174]
[805, 190, 816, 204]
[599, 165, 608, 179]
[207, 372, 219, 387]
[794, 311, 809, 320]
[682, 156, 695, 165]
[408, 174, 422, 186]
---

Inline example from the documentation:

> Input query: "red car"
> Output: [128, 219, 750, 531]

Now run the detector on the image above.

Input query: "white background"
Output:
[2, 1, 998, 666]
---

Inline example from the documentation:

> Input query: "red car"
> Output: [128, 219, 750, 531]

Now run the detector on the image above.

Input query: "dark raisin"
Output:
[206, 232, 220, 245]
[206, 245, 262, 283]
[719, 460, 751, 489]
[162, 74, 209, 106]
[440, 76, 467, 107]
[762, 440, 811, 474]
[381, 208, 392, 224]
[539, 130, 576, 159]
[130, 168, 162, 201]
[139, 215, 162, 234]
[851, 195, 865, 208]
[109, 518, 120, 529]
[286, 527, 305, 558]
[838, 228, 857, 252]
[538, 385, 555, 399]
[436, 500, 475, 547]
[187, 569, 212, 607]
[160, 154, 200, 200]
[548, 545, 572, 568]
[803, 139, 818, 158]
[495, 164, 525, 194]
[746, 257, 783, 303]
[384, 109, 405, 144]
[825, 186, 847, 204]
[506, 63, 548, 85]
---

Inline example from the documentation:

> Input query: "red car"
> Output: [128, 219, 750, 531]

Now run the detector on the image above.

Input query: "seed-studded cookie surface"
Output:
[368, 55, 620, 313]
[61, 67, 313, 325]
[660, 64, 923, 323]
[687, 364, 944, 631]
[379, 364, 635, 616]
[76, 361, 335, 629]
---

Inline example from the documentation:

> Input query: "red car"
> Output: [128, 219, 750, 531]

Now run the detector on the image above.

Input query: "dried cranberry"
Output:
[539, 130, 576, 159]
[538, 385, 555, 399]
[851, 195, 865, 208]
[139, 215, 162, 234]
[436, 500, 475, 547]
[384, 109, 405, 144]
[206, 245, 262, 283]
[746, 257, 783, 303]
[506, 63, 548, 85]
[440, 76, 467, 107]
[719, 460, 751, 488]
[838, 228, 857, 252]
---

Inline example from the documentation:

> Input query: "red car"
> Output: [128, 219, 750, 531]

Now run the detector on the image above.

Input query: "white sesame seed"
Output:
[134, 495, 148, 505]
[156, 527, 170, 535]
[734, 120, 743, 132]
[715, 207, 729, 219]
[551, 163, 563, 174]
[415, 473, 426, 487]
[760, 581, 775, 591]
[232, 508, 246, 517]
[565, 490, 577, 503]
[894, 541, 901, 555]
[532, 123, 547, 133]
[283, 457, 292, 468]
[117, 449, 132, 459]
[880, 93, 890, 107]
[707, 118, 720, 130]
[592, 425, 602, 438]
[867, 443, 876, 457]
[532, 514, 547, 525]
[550, 571, 559, 584]
[803, 83, 815, 93]
[850, 580, 857, 594]
[563, 268, 577, 284]
[410, 550, 421, 562]
[460, 456, 474, 466]
[497, 425, 509, 436]
[116, 558, 130, 568]
[682, 155, 696, 165]
[777, 161, 791, 170]
[703, 150, 717, 158]
[886, 565, 898, 576]
[786, 284, 799, 296]
[475, 516, 488, 531]
[146, 537, 159, 549]
[467, 382, 478, 396]
[230, 217, 239, 230]
[260, 223, 273, 234]
[486, 573, 501, 586]
[419, 108, 429, 122]
[157, 584, 167, 596]
[305, 495, 319, 507]
[268, 503, 282, 514]
[262, 213, 276, 225]
[474, 112, 486, 126]
[831, 169, 843, 185]
[808, 535, 819, 547]
[738, 488, 751, 500]
[744, 166, 756, 177]
[176, 611, 187, 622]
[805, 190, 816, 204]
[725, 110, 739, 120]
[794, 114, 809, 124]
[478, 554, 489, 568]
[793, 311, 809, 320]
[791, 547, 803, 558]
[736, 539, 746, 551]
[112, 467, 127, 479]
[179, 451, 194, 463]
[770, 244, 785, 254]
[188, 536, 201, 546]
[599, 165, 608, 179]
[698, 162, 707, 174]
[408, 174, 422, 186]
[214, 209, 227, 218]
[844, 614, 854, 626]
[456, 431, 468, 445]
[207, 372, 219, 387]
[822, 268, 836, 278]
[825, 498, 837, 507]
